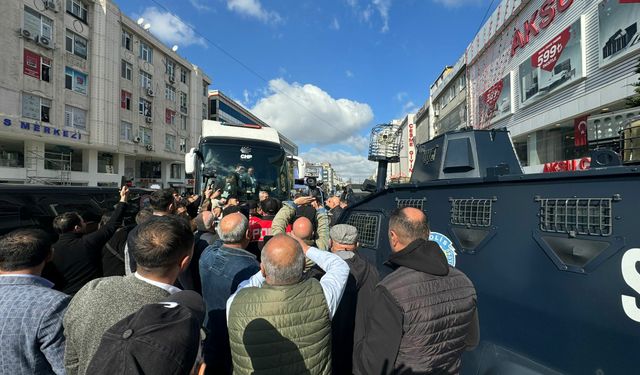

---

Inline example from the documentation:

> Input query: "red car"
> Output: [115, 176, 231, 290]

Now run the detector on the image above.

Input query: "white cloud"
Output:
[342, 135, 370, 153]
[189, 0, 211, 11]
[433, 0, 482, 8]
[140, 7, 206, 47]
[252, 79, 374, 145]
[401, 101, 419, 116]
[330, 16, 340, 30]
[301, 148, 376, 183]
[345, 70, 354, 78]
[395, 92, 407, 102]
[242, 89, 250, 105]
[226, 0, 282, 24]
[347, 0, 392, 32]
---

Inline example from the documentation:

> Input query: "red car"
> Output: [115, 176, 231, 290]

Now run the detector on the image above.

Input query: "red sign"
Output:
[511, 0, 574, 57]
[23, 49, 40, 79]
[531, 27, 570, 71]
[408, 124, 416, 173]
[481, 80, 504, 108]
[543, 157, 590, 172]
[574, 115, 588, 147]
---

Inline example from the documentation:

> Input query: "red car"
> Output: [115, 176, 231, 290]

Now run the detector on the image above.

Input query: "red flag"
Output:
[574, 116, 588, 147]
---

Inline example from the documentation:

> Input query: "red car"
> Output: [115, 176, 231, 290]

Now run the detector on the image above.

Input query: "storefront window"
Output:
[140, 161, 161, 178]
[98, 152, 117, 174]
[513, 124, 589, 166]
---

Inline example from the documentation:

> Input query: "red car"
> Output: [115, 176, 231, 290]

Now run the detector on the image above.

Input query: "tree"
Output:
[627, 58, 640, 108]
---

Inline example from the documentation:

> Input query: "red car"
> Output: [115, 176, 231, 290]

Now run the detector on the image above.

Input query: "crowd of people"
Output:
[0, 185, 479, 375]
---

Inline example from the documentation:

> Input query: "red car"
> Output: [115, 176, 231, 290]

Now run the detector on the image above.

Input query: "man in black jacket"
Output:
[329, 224, 379, 374]
[45, 186, 129, 295]
[355, 207, 479, 375]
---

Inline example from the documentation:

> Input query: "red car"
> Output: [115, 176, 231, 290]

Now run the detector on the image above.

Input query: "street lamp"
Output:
[368, 123, 401, 192]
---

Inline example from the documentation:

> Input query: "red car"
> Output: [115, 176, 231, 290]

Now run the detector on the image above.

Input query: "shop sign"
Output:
[511, 0, 574, 57]
[408, 124, 416, 173]
[543, 157, 591, 173]
[2, 118, 82, 140]
[519, 18, 583, 106]
[479, 74, 511, 124]
[599, 0, 640, 67]
[23, 50, 40, 79]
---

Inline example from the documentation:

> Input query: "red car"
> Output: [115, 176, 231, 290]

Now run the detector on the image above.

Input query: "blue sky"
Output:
[116, 0, 493, 181]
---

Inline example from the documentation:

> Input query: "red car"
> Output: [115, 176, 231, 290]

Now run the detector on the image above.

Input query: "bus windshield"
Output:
[200, 142, 288, 201]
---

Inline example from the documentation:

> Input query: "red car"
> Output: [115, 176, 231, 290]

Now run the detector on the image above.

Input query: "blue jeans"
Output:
[199, 242, 260, 373]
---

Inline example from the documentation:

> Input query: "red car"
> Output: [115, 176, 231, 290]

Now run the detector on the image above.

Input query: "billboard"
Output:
[599, 0, 640, 67]
[519, 18, 584, 107]
[479, 73, 511, 124]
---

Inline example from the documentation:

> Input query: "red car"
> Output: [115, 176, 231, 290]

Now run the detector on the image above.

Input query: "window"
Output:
[120, 121, 133, 141]
[22, 94, 51, 122]
[202, 103, 207, 120]
[165, 133, 176, 151]
[121, 90, 131, 110]
[121, 60, 132, 80]
[165, 84, 176, 101]
[66, 0, 87, 23]
[64, 105, 87, 129]
[139, 41, 153, 63]
[65, 67, 88, 94]
[166, 60, 175, 79]
[165, 109, 176, 125]
[179, 92, 188, 112]
[459, 75, 466, 92]
[140, 127, 152, 145]
[140, 70, 152, 89]
[121, 29, 132, 51]
[179, 137, 187, 152]
[24, 6, 53, 40]
[170, 163, 182, 179]
[180, 68, 187, 84]
[203, 80, 208, 96]
[65, 30, 87, 59]
[139, 98, 152, 117]
[23, 50, 50, 82]
[180, 114, 187, 130]
[97, 152, 117, 174]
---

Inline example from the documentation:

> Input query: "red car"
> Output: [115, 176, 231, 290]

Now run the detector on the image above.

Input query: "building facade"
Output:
[430, 57, 468, 137]
[387, 114, 416, 183]
[0, 0, 211, 187]
[208, 90, 298, 156]
[466, 0, 639, 172]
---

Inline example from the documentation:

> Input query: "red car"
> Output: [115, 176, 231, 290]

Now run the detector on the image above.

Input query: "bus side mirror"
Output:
[185, 148, 197, 174]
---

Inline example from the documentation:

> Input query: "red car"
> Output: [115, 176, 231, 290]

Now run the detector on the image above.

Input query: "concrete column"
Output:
[527, 132, 540, 166]
[161, 160, 171, 188]
[116, 153, 125, 176]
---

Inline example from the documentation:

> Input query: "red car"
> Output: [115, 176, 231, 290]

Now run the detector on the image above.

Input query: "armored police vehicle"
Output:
[341, 126, 640, 374]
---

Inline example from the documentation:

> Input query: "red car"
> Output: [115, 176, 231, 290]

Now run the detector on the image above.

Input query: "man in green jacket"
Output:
[226, 234, 349, 374]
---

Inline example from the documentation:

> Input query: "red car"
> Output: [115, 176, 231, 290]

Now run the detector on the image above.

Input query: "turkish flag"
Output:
[574, 116, 588, 147]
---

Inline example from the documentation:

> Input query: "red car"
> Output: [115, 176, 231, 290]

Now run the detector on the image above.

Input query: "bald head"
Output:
[217, 212, 249, 245]
[292, 217, 313, 240]
[388, 207, 430, 252]
[261, 234, 305, 285]
[195, 211, 214, 232]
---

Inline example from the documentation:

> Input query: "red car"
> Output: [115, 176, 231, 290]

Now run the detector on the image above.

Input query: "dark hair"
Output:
[149, 189, 174, 212]
[260, 198, 280, 215]
[132, 216, 194, 270]
[135, 208, 154, 225]
[388, 208, 430, 243]
[0, 229, 52, 271]
[52, 212, 83, 234]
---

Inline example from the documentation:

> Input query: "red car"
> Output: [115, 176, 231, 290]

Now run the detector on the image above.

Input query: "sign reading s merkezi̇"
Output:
[3, 118, 83, 140]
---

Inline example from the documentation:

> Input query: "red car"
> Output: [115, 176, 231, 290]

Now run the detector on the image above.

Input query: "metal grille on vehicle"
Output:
[537, 198, 614, 236]
[450, 198, 494, 227]
[346, 212, 380, 249]
[396, 197, 426, 210]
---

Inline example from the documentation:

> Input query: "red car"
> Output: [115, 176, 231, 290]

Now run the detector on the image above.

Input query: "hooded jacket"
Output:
[355, 239, 479, 375]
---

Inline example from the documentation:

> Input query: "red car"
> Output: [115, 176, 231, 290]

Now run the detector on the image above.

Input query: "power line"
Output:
[474, 0, 497, 37]
[144, 0, 356, 139]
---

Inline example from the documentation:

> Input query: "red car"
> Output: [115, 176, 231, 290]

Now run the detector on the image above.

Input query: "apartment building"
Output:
[0, 0, 211, 188]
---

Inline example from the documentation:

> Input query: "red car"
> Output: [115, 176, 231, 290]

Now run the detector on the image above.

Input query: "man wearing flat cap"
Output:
[328, 224, 379, 374]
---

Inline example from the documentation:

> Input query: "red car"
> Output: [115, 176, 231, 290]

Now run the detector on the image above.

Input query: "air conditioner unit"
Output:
[44, 0, 58, 12]
[168, 76, 175, 83]
[433, 109, 440, 117]
[146, 144, 154, 151]
[132, 136, 141, 143]
[19, 28, 32, 39]
[147, 88, 155, 97]
[145, 116, 153, 123]
[37, 36, 53, 49]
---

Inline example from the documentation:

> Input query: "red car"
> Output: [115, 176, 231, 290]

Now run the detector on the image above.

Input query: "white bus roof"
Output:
[201, 120, 281, 145]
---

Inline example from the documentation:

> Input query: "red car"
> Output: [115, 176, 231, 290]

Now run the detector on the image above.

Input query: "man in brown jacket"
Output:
[355, 207, 479, 374]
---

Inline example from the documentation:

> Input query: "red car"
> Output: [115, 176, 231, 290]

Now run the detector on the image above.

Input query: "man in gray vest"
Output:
[226, 234, 350, 374]
[355, 207, 479, 374]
